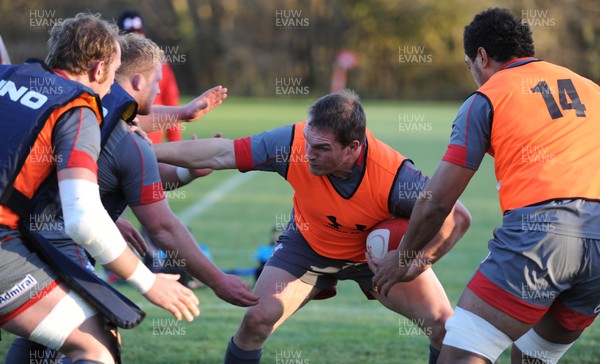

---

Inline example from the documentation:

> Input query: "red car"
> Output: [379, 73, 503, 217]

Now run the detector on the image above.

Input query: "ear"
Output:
[131, 74, 146, 92]
[90, 60, 105, 82]
[347, 139, 361, 153]
[477, 47, 489, 67]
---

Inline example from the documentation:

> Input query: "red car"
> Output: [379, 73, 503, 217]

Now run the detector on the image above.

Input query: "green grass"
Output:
[2, 97, 599, 363]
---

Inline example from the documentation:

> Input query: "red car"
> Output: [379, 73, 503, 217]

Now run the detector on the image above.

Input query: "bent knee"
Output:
[427, 308, 453, 347]
[243, 306, 277, 328]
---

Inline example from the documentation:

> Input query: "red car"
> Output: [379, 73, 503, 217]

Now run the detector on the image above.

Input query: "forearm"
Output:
[416, 201, 470, 265]
[158, 163, 187, 190]
[153, 138, 236, 170]
[400, 161, 474, 263]
[399, 196, 452, 262]
[59, 171, 155, 292]
[149, 216, 225, 288]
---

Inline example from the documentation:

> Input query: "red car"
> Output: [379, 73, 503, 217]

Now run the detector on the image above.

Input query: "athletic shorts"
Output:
[266, 220, 375, 300]
[0, 229, 60, 323]
[468, 199, 600, 331]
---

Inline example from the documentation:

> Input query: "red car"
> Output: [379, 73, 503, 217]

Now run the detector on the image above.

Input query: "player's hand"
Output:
[115, 217, 147, 256]
[129, 117, 153, 146]
[369, 249, 432, 296]
[368, 249, 409, 297]
[211, 274, 260, 307]
[143, 273, 201, 321]
[180, 86, 228, 122]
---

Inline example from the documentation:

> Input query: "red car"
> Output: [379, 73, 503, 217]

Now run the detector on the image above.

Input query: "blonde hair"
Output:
[46, 13, 119, 75]
[116, 33, 164, 78]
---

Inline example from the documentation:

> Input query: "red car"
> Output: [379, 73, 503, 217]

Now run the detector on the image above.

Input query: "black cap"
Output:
[117, 10, 144, 34]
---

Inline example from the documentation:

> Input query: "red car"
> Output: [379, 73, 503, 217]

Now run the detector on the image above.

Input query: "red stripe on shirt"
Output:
[65, 108, 98, 175]
[441, 94, 480, 168]
[442, 144, 468, 167]
[0, 279, 61, 326]
[549, 300, 597, 331]
[140, 182, 165, 205]
[66, 150, 98, 175]
[129, 135, 165, 205]
[234, 137, 254, 172]
[468, 270, 548, 324]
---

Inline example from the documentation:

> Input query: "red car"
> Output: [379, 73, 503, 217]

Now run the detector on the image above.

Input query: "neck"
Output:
[57, 69, 98, 93]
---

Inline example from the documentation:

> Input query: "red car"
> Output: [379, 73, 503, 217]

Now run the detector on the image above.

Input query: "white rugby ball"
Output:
[366, 217, 409, 259]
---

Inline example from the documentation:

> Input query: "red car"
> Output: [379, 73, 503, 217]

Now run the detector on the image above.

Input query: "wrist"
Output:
[179, 105, 192, 121]
[176, 166, 194, 184]
[126, 260, 156, 294]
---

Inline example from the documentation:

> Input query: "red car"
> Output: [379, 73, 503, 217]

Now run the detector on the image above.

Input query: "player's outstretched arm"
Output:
[138, 86, 228, 133]
[157, 134, 222, 190]
[57, 167, 200, 321]
[132, 199, 260, 307]
[153, 137, 236, 170]
[369, 162, 474, 295]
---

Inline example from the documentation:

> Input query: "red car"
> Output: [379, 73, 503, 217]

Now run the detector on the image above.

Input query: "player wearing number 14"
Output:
[371, 8, 600, 364]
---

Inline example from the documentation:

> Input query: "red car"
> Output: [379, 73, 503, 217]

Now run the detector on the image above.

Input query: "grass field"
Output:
[2, 97, 600, 363]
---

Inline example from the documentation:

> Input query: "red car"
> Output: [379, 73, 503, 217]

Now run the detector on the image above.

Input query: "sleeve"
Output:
[116, 133, 165, 206]
[388, 160, 431, 218]
[53, 107, 100, 174]
[441, 93, 492, 171]
[233, 125, 295, 177]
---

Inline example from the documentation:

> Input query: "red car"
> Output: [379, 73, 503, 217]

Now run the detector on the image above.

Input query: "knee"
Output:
[240, 306, 278, 339]
[428, 317, 448, 348]
[61, 345, 114, 364]
[428, 308, 453, 348]
[60, 319, 117, 364]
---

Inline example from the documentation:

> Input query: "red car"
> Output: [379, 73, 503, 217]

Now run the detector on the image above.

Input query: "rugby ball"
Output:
[366, 217, 409, 259]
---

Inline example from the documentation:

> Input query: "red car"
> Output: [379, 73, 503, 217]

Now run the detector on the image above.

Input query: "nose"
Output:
[305, 145, 316, 161]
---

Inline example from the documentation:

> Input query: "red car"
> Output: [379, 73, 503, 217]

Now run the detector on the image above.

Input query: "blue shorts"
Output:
[468, 199, 600, 330]
[266, 221, 375, 300]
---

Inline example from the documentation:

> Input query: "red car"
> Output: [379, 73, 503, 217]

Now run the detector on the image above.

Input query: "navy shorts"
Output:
[266, 222, 375, 300]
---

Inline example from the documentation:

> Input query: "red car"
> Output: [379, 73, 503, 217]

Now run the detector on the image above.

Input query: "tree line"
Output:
[1, 0, 598, 100]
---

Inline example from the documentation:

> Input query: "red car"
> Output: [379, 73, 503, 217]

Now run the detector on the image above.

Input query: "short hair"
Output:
[116, 33, 164, 79]
[308, 89, 366, 147]
[46, 13, 119, 75]
[464, 8, 535, 63]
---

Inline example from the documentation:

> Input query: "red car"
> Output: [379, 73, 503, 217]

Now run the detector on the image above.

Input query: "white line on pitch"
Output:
[177, 172, 255, 224]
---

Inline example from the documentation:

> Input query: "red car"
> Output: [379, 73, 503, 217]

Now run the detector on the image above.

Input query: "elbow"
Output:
[64, 218, 93, 246]
[141, 214, 178, 250]
[451, 202, 472, 237]
[419, 196, 454, 225]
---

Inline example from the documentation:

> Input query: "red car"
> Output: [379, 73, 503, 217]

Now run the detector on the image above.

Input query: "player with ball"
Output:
[153, 89, 471, 364]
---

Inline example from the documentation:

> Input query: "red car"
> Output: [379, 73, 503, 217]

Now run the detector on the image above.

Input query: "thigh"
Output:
[472, 228, 586, 326]
[458, 287, 532, 341]
[373, 268, 452, 325]
[2, 282, 69, 338]
[250, 265, 321, 331]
